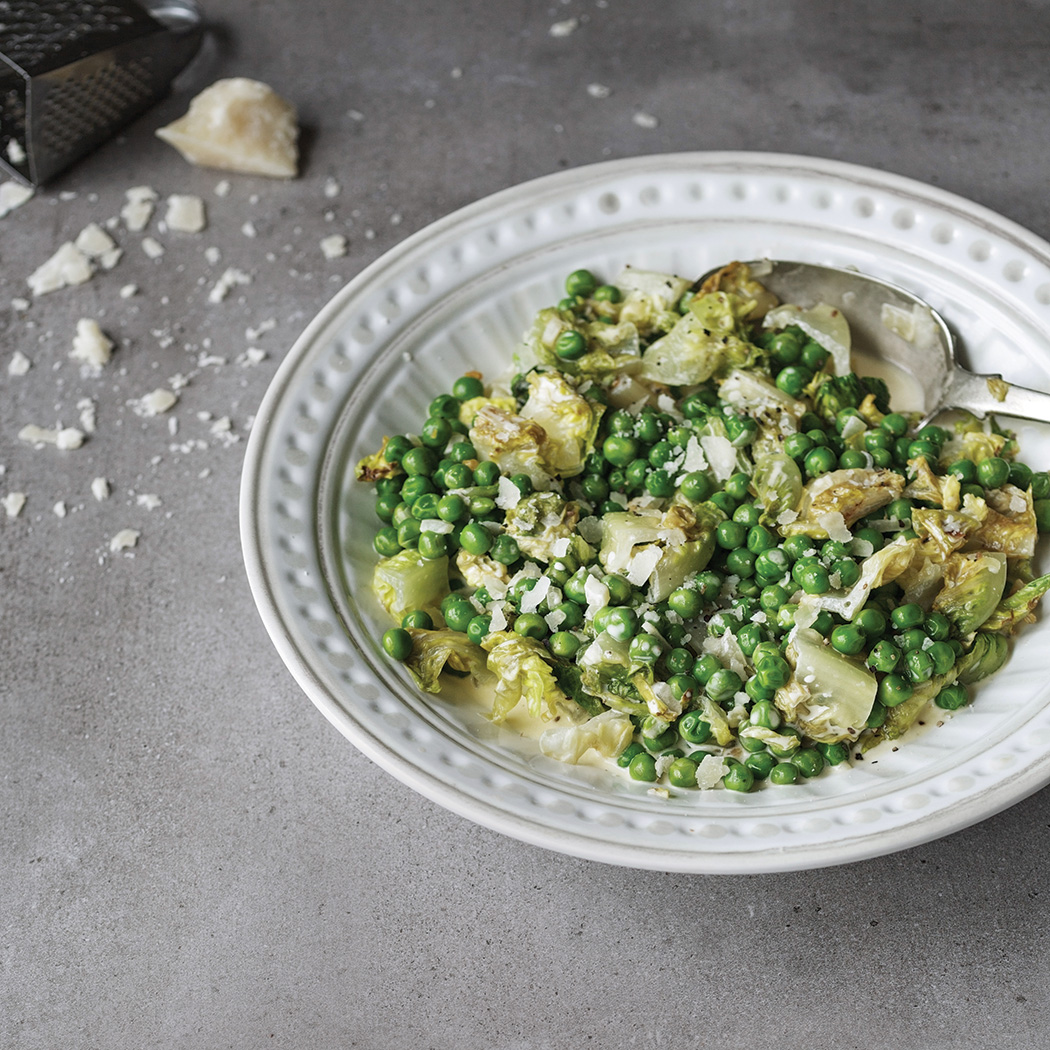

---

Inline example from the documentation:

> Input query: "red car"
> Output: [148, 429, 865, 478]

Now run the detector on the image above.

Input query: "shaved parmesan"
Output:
[70, 319, 114, 372]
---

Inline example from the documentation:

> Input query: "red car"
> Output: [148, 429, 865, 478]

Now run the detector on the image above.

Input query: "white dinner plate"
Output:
[240, 152, 1050, 872]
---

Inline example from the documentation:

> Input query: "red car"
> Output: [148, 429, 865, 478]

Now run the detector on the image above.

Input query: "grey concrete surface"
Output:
[3, 1, 1050, 1046]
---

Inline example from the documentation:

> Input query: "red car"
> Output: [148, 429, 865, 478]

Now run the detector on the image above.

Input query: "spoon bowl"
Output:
[740, 259, 1050, 427]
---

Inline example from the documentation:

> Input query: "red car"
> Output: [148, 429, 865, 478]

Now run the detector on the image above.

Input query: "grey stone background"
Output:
[3, 1, 1049, 1046]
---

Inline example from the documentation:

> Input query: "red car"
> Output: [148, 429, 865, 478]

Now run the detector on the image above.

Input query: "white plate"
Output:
[241, 152, 1050, 872]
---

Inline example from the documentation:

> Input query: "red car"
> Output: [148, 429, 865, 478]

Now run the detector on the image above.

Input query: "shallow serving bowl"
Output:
[240, 151, 1050, 872]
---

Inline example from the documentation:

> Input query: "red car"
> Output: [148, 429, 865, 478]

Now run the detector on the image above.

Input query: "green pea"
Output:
[849, 527, 882, 554]
[756, 656, 792, 691]
[383, 434, 414, 464]
[890, 602, 924, 630]
[678, 710, 711, 744]
[459, 522, 493, 556]
[855, 607, 887, 639]
[667, 757, 698, 788]
[716, 520, 748, 550]
[798, 564, 831, 595]
[976, 456, 1010, 489]
[668, 587, 703, 619]
[617, 741, 645, 769]
[466, 615, 491, 645]
[450, 441, 477, 463]
[417, 530, 447, 559]
[769, 329, 804, 364]
[708, 490, 737, 515]
[923, 611, 951, 640]
[725, 548, 756, 578]
[830, 624, 865, 655]
[864, 429, 894, 453]
[935, 683, 968, 711]
[548, 631, 581, 658]
[817, 741, 849, 766]
[410, 492, 440, 520]
[401, 446, 436, 477]
[784, 432, 814, 460]
[602, 574, 633, 604]
[1009, 461, 1034, 489]
[927, 640, 956, 676]
[451, 375, 484, 401]
[770, 762, 798, 785]
[593, 605, 637, 642]
[397, 519, 422, 548]
[736, 622, 765, 657]
[628, 751, 658, 782]
[722, 759, 755, 793]
[441, 462, 472, 490]
[746, 525, 778, 554]
[473, 460, 500, 486]
[555, 329, 587, 360]
[695, 570, 724, 601]
[636, 412, 664, 444]
[908, 439, 938, 462]
[866, 700, 887, 728]
[692, 654, 722, 684]
[676, 471, 711, 503]
[382, 627, 413, 661]
[373, 527, 401, 557]
[830, 558, 860, 588]
[791, 748, 825, 778]
[420, 416, 452, 449]
[839, 449, 869, 470]
[767, 726, 802, 758]
[602, 435, 639, 467]
[898, 627, 928, 652]
[592, 283, 622, 303]
[725, 472, 752, 500]
[565, 268, 597, 297]
[645, 469, 676, 498]
[879, 673, 914, 707]
[776, 365, 812, 398]
[437, 493, 468, 523]
[801, 340, 830, 370]
[443, 598, 475, 632]
[745, 675, 776, 702]
[706, 668, 743, 703]
[880, 412, 909, 437]
[754, 547, 791, 583]
[750, 699, 781, 729]
[745, 751, 777, 780]
[628, 634, 663, 665]
[867, 639, 901, 673]
[804, 446, 838, 477]
[904, 648, 935, 683]
[513, 612, 547, 640]
[947, 459, 978, 484]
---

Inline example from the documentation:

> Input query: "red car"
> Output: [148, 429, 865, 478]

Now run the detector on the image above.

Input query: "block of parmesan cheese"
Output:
[156, 78, 299, 178]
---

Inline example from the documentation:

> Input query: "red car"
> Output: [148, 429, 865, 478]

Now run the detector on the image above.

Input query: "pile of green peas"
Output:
[368, 266, 1050, 794]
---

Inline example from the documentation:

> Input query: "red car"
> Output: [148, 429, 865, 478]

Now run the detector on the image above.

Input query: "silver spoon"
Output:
[732, 259, 1050, 428]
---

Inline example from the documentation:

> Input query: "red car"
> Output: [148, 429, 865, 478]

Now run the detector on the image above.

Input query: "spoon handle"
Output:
[940, 366, 1050, 426]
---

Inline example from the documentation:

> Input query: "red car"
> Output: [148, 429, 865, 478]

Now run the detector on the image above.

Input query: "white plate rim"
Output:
[240, 150, 1050, 872]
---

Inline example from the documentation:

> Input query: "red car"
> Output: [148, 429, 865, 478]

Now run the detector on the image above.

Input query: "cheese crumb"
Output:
[18, 424, 85, 450]
[121, 186, 158, 231]
[208, 267, 252, 303]
[91, 477, 110, 501]
[2, 492, 26, 518]
[324, 177, 341, 198]
[586, 83, 611, 99]
[632, 112, 659, 129]
[141, 236, 165, 259]
[53, 501, 67, 518]
[136, 493, 162, 510]
[320, 234, 348, 259]
[70, 318, 114, 373]
[133, 389, 178, 417]
[156, 78, 299, 178]
[549, 17, 578, 36]
[27, 242, 92, 295]
[165, 194, 207, 233]
[8, 350, 30, 376]
[110, 529, 140, 552]
[0, 180, 34, 218]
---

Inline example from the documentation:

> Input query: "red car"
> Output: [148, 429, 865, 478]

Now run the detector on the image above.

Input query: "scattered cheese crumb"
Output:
[156, 77, 299, 178]
[324, 177, 340, 198]
[109, 528, 140, 552]
[141, 236, 165, 259]
[6, 139, 26, 164]
[0, 180, 34, 218]
[2, 492, 26, 518]
[27, 242, 92, 295]
[77, 398, 96, 434]
[70, 318, 114, 373]
[91, 477, 110, 501]
[8, 350, 30, 376]
[53, 501, 67, 518]
[245, 318, 275, 341]
[632, 111, 659, 129]
[75, 222, 117, 260]
[18, 424, 85, 450]
[320, 234, 348, 259]
[121, 186, 158, 231]
[132, 389, 178, 416]
[241, 220, 257, 238]
[586, 83, 611, 99]
[549, 17, 579, 36]
[214, 179, 231, 197]
[136, 493, 162, 510]
[208, 267, 252, 303]
[165, 194, 207, 233]
[11, 297, 29, 311]
[119, 283, 138, 299]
